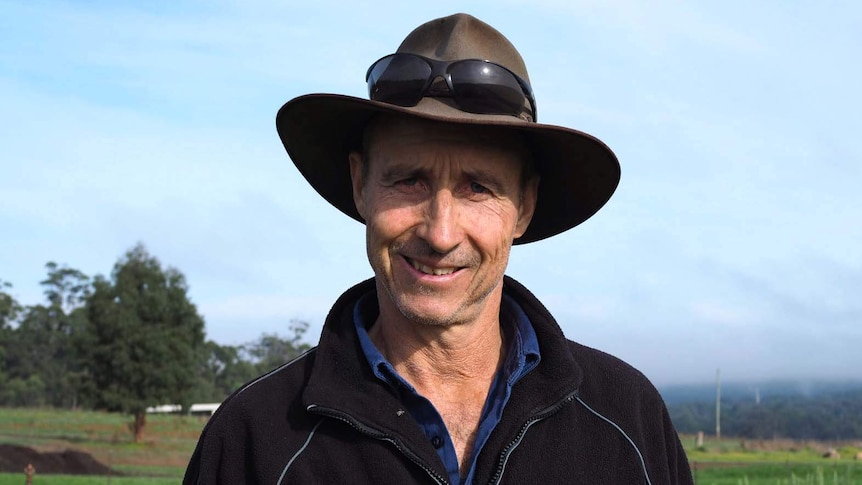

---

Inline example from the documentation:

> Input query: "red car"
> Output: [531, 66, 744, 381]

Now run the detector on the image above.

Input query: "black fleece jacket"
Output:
[184, 277, 693, 484]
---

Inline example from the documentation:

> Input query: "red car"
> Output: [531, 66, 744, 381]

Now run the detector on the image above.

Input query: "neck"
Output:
[369, 294, 505, 392]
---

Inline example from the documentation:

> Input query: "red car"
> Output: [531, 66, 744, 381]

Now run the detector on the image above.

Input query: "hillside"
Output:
[660, 379, 862, 406]
[662, 381, 862, 440]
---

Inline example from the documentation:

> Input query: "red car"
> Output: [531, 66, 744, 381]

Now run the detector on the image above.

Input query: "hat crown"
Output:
[395, 13, 531, 84]
[276, 14, 620, 244]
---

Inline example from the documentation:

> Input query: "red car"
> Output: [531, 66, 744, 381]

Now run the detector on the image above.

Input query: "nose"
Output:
[416, 188, 462, 253]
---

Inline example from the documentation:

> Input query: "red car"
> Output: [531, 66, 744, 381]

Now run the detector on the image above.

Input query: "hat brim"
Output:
[276, 94, 620, 244]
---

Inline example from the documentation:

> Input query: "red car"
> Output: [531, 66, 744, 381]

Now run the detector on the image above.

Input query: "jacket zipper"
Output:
[307, 404, 450, 485]
[487, 389, 579, 485]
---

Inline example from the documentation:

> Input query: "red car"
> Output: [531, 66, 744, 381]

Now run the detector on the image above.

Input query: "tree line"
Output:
[0, 244, 311, 441]
[6, 244, 859, 442]
[668, 389, 862, 440]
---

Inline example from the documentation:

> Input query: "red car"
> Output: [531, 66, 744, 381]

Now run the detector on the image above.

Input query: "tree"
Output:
[0, 279, 21, 328]
[3, 263, 91, 407]
[243, 320, 312, 374]
[0, 279, 22, 400]
[193, 341, 259, 403]
[83, 244, 205, 442]
[191, 322, 314, 403]
[0, 278, 60, 407]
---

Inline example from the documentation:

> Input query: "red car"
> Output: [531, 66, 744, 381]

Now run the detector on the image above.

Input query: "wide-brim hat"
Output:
[276, 13, 620, 244]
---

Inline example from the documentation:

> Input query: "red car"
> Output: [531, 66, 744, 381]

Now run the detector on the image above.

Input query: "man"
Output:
[185, 13, 693, 485]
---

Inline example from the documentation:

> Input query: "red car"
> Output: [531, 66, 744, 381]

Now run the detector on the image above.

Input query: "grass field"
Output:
[1, 407, 861, 484]
[0, 407, 205, 480]
[0, 475, 177, 485]
[686, 436, 862, 484]
[691, 463, 862, 485]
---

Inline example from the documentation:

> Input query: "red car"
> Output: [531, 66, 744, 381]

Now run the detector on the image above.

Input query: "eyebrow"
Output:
[463, 168, 508, 193]
[378, 164, 428, 183]
[381, 164, 501, 179]
[376, 161, 513, 194]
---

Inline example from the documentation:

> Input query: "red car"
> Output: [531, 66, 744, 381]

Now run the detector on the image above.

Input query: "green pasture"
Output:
[686, 436, 862, 484]
[1, 408, 861, 483]
[685, 438, 861, 463]
[0, 407, 205, 480]
[691, 463, 862, 485]
[0, 475, 177, 485]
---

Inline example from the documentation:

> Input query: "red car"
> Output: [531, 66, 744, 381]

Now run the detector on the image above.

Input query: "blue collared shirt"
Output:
[354, 293, 541, 485]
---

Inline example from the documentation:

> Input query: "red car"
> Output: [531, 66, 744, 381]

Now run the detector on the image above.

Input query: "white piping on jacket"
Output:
[234, 347, 317, 398]
[277, 419, 324, 485]
[193, 348, 319, 485]
[575, 396, 654, 485]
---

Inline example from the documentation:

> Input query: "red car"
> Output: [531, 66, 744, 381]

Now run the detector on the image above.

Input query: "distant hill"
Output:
[659, 379, 862, 406]
[659, 380, 862, 440]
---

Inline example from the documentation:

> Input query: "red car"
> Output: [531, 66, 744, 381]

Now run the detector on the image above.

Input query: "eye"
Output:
[390, 176, 425, 194]
[469, 181, 490, 194]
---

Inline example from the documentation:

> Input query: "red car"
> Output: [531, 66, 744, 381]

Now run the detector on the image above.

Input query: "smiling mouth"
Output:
[405, 257, 459, 276]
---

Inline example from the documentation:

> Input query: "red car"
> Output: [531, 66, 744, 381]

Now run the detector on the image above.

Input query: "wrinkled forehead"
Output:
[362, 114, 532, 167]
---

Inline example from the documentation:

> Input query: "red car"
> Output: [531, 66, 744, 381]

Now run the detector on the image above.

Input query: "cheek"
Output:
[470, 202, 520, 234]
[466, 205, 520, 256]
[366, 204, 419, 244]
[365, 186, 422, 222]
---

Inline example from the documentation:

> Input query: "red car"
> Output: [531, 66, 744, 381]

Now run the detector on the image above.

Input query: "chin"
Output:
[394, 297, 466, 327]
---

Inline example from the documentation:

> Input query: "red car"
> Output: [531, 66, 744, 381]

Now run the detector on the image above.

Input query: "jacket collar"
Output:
[301, 276, 583, 471]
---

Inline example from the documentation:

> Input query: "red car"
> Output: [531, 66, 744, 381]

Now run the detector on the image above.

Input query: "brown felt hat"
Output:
[276, 13, 620, 244]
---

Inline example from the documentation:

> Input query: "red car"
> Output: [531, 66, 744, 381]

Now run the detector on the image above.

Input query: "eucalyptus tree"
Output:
[0, 279, 21, 402]
[84, 244, 205, 441]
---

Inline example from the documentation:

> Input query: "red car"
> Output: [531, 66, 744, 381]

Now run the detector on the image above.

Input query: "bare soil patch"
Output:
[0, 444, 122, 475]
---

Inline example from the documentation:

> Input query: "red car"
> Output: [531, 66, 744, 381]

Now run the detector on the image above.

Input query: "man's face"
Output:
[349, 116, 538, 328]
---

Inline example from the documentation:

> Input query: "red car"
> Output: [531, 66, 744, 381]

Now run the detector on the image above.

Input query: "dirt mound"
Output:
[0, 444, 121, 476]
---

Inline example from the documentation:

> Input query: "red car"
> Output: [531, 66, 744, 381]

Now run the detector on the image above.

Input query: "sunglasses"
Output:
[366, 53, 538, 122]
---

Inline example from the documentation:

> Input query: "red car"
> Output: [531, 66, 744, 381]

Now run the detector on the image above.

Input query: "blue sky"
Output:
[1, 0, 860, 385]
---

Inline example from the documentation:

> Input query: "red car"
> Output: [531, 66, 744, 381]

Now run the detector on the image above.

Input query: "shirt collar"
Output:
[353, 292, 399, 384]
[500, 293, 541, 382]
[353, 291, 541, 388]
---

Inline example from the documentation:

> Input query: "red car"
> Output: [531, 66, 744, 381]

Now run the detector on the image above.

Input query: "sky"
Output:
[1, 0, 860, 386]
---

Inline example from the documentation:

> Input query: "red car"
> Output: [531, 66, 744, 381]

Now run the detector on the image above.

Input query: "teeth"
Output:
[410, 259, 456, 276]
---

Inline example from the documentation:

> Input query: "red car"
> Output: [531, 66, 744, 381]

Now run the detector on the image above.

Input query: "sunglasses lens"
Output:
[448, 60, 526, 116]
[368, 55, 431, 107]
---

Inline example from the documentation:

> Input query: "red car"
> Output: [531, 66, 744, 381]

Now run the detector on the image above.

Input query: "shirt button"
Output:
[431, 436, 444, 449]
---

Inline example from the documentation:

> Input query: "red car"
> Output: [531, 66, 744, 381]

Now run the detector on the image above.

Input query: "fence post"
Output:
[24, 463, 35, 485]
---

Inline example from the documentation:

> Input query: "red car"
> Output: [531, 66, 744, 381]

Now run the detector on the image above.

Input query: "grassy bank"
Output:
[684, 434, 862, 484]
[692, 463, 861, 484]
[2, 408, 861, 483]
[0, 407, 205, 479]
[0, 475, 177, 485]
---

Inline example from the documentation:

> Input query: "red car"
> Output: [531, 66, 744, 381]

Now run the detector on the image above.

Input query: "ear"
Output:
[513, 175, 539, 239]
[348, 151, 366, 219]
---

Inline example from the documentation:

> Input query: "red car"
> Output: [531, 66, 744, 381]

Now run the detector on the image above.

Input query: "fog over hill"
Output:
[659, 379, 862, 406]
[662, 380, 862, 440]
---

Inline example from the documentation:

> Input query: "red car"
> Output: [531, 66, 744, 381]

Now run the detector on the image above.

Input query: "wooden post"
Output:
[715, 368, 721, 441]
[24, 463, 35, 485]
